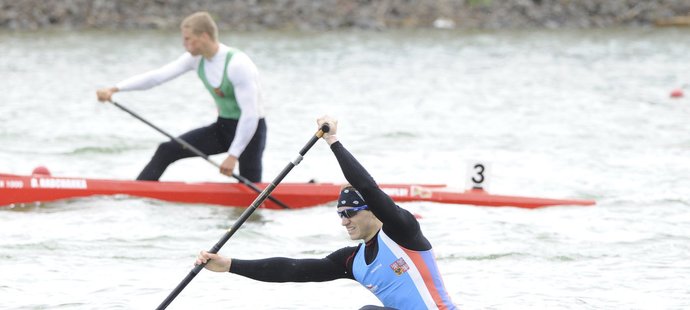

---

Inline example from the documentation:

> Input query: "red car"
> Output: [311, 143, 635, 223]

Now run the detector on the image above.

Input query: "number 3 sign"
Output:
[467, 162, 491, 190]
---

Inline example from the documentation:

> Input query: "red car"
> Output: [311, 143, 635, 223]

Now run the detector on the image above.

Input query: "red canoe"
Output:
[0, 172, 595, 209]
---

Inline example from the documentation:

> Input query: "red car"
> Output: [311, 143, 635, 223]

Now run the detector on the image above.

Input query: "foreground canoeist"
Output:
[197, 116, 457, 309]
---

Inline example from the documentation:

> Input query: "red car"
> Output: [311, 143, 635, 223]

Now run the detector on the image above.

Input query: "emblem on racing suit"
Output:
[389, 257, 410, 276]
[214, 87, 225, 97]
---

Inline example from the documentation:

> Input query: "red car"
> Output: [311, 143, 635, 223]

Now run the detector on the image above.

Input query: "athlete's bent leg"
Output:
[136, 123, 224, 181]
[136, 140, 190, 181]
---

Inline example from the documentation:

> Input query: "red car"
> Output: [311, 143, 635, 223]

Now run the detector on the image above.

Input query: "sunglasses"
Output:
[337, 205, 369, 219]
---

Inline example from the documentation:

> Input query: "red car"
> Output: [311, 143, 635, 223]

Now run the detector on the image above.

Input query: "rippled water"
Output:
[1, 27, 690, 309]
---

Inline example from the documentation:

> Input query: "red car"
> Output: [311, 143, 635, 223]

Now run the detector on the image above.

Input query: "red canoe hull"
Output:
[0, 173, 595, 209]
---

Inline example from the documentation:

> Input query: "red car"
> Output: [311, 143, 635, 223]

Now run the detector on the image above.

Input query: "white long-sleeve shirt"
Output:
[115, 44, 264, 158]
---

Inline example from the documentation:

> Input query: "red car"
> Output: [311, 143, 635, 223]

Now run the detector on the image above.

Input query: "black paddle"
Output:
[109, 101, 293, 209]
[155, 123, 329, 310]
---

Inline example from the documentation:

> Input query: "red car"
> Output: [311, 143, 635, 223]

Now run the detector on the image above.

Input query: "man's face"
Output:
[338, 206, 376, 241]
[181, 28, 205, 56]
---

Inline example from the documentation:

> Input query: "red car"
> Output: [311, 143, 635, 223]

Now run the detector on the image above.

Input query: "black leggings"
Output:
[136, 117, 266, 182]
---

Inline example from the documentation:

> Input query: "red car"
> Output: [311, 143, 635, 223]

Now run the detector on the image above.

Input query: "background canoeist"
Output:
[95, 11, 266, 182]
[197, 116, 457, 309]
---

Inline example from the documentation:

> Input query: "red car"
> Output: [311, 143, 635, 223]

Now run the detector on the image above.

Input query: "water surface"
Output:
[1, 27, 689, 309]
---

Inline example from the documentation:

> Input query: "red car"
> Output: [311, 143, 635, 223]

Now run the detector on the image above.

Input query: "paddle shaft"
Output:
[110, 101, 292, 209]
[155, 124, 329, 310]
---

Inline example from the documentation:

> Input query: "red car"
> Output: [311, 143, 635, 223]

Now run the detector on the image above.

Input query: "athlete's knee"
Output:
[154, 141, 179, 154]
[151, 141, 187, 162]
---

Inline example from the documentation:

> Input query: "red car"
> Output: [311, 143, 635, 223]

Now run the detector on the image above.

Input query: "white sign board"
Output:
[466, 161, 491, 190]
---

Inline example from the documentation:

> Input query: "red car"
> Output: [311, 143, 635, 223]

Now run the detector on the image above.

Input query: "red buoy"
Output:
[31, 166, 52, 176]
[670, 89, 684, 98]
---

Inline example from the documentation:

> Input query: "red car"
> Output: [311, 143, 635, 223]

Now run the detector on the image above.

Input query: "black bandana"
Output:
[337, 188, 367, 208]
